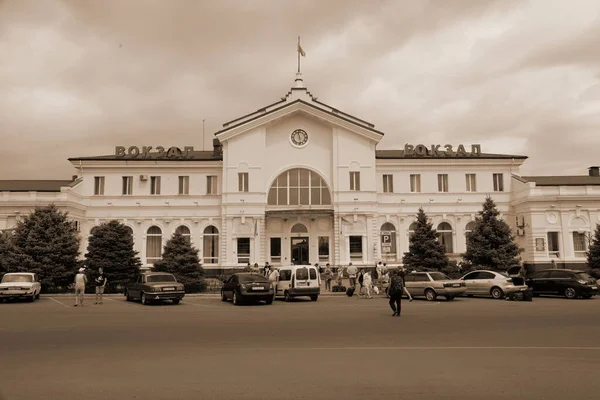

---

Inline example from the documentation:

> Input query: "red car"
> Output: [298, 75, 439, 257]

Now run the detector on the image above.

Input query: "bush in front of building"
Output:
[462, 197, 523, 271]
[0, 205, 80, 292]
[403, 208, 449, 271]
[84, 220, 141, 293]
[586, 223, 600, 271]
[153, 232, 206, 292]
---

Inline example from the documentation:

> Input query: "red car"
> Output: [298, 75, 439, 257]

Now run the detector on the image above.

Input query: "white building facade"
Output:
[1, 75, 599, 274]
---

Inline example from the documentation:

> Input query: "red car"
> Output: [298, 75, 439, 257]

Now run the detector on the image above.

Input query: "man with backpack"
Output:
[388, 270, 406, 316]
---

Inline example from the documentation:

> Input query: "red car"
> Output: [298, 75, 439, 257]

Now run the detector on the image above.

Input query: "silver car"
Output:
[404, 271, 467, 301]
[460, 270, 529, 299]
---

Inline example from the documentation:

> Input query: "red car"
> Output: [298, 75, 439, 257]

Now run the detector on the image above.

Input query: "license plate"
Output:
[592, 287, 597, 290]
[163, 288, 175, 291]
[452, 284, 461, 287]
[252, 287, 264, 291]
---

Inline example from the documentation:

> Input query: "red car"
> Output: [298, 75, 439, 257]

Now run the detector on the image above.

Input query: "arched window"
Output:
[380, 222, 397, 258]
[175, 225, 191, 242]
[408, 222, 418, 238]
[465, 221, 476, 234]
[203, 225, 219, 264]
[146, 226, 162, 264]
[437, 222, 453, 254]
[124, 226, 133, 236]
[267, 168, 331, 206]
[291, 223, 308, 234]
[89, 226, 99, 237]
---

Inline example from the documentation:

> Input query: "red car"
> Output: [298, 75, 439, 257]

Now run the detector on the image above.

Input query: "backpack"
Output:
[389, 276, 404, 295]
[358, 274, 364, 284]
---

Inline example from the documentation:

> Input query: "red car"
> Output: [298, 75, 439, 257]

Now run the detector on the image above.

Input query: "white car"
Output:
[0, 273, 42, 302]
[459, 270, 529, 299]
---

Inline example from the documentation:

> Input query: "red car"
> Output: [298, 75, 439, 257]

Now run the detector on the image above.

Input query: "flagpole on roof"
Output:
[297, 36, 300, 73]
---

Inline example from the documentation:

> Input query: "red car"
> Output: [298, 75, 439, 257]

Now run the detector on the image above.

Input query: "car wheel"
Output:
[284, 291, 292, 302]
[221, 290, 228, 302]
[35, 292, 40, 300]
[425, 289, 437, 301]
[564, 287, 578, 299]
[172, 299, 180, 305]
[233, 291, 241, 306]
[141, 292, 149, 305]
[310, 295, 318, 302]
[28, 295, 35, 302]
[491, 287, 504, 299]
[265, 298, 273, 305]
[445, 295, 455, 301]
[125, 290, 133, 302]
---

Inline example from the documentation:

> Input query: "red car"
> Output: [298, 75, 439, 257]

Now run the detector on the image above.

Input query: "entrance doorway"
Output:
[291, 238, 309, 265]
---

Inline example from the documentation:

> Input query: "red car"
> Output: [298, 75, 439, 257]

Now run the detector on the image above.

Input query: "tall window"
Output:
[349, 236, 363, 261]
[493, 173, 504, 192]
[175, 225, 191, 242]
[547, 232, 560, 258]
[350, 171, 361, 191]
[238, 172, 249, 192]
[146, 226, 162, 264]
[437, 174, 449, 192]
[380, 222, 397, 258]
[573, 232, 588, 257]
[267, 168, 331, 206]
[178, 176, 189, 195]
[94, 177, 105, 195]
[122, 176, 133, 195]
[465, 174, 477, 192]
[270, 237, 281, 263]
[318, 236, 329, 261]
[124, 226, 134, 238]
[465, 221, 477, 251]
[203, 226, 219, 264]
[437, 222, 454, 253]
[150, 176, 161, 195]
[408, 222, 418, 238]
[383, 174, 393, 193]
[237, 237, 250, 264]
[207, 176, 217, 195]
[410, 174, 421, 193]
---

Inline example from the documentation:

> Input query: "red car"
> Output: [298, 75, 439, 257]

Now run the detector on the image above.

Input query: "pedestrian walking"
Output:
[268, 267, 280, 297]
[388, 270, 405, 316]
[363, 271, 373, 299]
[74, 268, 87, 307]
[324, 264, 333, 292]
[94, 267, 107, 305]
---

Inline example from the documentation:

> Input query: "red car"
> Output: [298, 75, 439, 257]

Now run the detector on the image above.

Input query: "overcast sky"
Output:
[1, 0, 599, 179]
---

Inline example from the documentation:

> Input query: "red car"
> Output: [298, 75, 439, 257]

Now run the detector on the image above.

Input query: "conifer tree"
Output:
[1, 205, 80, 290]
[84, 220, 141, 290]
[154, 232, 205, 292]
[403, 208, 449, 270]
[586, 223, 600, 270]
[463, 197, 523, 270]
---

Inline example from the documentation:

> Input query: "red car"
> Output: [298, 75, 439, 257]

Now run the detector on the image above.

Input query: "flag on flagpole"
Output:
[298, 42, 306, 57]
[253, 220, 258, 237]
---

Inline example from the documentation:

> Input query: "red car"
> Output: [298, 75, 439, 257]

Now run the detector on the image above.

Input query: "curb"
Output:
[41, 293, 357, 298]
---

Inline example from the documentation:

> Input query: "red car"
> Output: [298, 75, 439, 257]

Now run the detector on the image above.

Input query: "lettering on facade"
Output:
[404, 144, 481, 157]
[115, 146, 195, 159]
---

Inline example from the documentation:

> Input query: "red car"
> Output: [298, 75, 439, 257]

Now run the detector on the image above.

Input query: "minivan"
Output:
[275, 265, 321, 302]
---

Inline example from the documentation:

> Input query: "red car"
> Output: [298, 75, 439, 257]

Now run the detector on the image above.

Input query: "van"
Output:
[275, 265, 321, 302]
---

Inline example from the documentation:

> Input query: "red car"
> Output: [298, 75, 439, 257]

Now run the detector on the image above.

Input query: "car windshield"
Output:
[575, 272, 593, 280]
[429, 272, 451, 281]
[238, 275, 268, 283]
[1, 274, 33, 283]
[146, 275, 176, 283]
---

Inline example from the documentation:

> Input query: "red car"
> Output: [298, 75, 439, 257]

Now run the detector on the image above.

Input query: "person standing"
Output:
[268, 267, 280, 297]
[264, 262, 271, 277]
[337, 265, 345, 287]
[363, 271, 373, 299]
[74, 268, 87, 307]
[347, 263, 358, 292]
[94, 268, 107, 305]
[324, 264, 333, 292]
[388, 270, 405, 316]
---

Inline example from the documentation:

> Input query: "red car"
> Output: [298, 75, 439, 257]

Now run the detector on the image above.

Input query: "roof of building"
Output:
[68, 150, 222, 162]
[518, 176, 600, 186]
[0, 180, 74, 192]
[375, 150, 528, 160]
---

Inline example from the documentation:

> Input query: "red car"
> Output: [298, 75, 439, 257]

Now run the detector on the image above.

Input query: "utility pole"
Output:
[202, 119, 206, 151]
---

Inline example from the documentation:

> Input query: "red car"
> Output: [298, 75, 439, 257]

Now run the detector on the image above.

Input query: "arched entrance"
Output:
[290, 223, 309, 265]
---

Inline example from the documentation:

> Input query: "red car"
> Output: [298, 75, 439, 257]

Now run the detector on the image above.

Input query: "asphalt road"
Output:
[1, 293, 599, 400]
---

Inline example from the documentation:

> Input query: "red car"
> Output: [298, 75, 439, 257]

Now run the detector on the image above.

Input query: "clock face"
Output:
[291, 129, 308, 146]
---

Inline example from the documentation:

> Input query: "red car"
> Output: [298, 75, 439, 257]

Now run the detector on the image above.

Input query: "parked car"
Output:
[275, 265, 320, 302]
[526, 269, 598, 299]
[404, 271, 466, 301]
[221, 273, 274, 305]
[0, 273, 42, 302]
[460, 270, 529, 299]
[125, 272, 185, 305]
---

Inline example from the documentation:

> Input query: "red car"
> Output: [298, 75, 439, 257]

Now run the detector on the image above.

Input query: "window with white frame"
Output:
[207, 176, 217, 195]
[350, 171, 360, 191]
[203, 225, 219, 264]
[178, 176, 189, 195]
[318, 236, 329, 261]
[267, 168, 331, 205]
[122, 176, 133, 195]
[437, 174, 448, 193]
[547, 232, 560, 258]
[146, 226, 162, 264]
[465, 221, 477, 251]
[465, 174, 477, 192]
[573, 232, 588, 257]
[94, 177, 105, 195]
[383, 174, 393, 193]
[410, 174, 421, 193]
[349, 236, 363, 260]
[493, 173, 504, 192]
[238, 172, 249, 192]
[270, 237, 281, 263]
[408, 222, 418, 238]
[175, 225, 191, 243]
[237, 237, 250, 264]
[150, 176, 161, 195]
[437, 222, 454, 253]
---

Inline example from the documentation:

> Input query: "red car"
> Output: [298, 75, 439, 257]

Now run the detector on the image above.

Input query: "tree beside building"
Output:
[403, 208, 449, 271]
[463, 197, 523, 270]
[586, 223, 600, 270]
[153, 232, 205, 292]
[84, 220, 141, 291]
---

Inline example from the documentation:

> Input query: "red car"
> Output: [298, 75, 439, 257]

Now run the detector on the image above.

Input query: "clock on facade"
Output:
[290, 129, 308, 147]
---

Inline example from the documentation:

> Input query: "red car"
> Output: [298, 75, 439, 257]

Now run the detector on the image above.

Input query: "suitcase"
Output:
[346, 287, 355, 297]
[332, 285, 346, 293]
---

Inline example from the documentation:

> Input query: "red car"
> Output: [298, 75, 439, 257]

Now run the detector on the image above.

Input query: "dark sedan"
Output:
[221, 273, 274, 305]
[125, 272, 185, 305]
[526, 269, 597, 299]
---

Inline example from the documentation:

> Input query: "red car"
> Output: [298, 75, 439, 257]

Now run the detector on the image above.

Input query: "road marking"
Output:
[182, 301, 220, 308]
[292, 346, 600, 351]
[48, 297, 71, 309]
[104, 297, 137, 307]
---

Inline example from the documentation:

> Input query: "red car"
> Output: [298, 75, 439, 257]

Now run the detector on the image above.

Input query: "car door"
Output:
[134, 275, 144, 298]
[277, 269, 291, 296]
[462, 272, 481, 295]
[476, 271, 497, 296]
[33, 274, 41, 295]
[403, 274, 415, 296]
[294, 267, 309, 289]
[412, 273, 429, 296]
[529, 271, 550, 293]
[547, 270, 571, 295]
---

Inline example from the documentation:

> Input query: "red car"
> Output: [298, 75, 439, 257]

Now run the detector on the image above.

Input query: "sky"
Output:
[1, 0, 600, 179]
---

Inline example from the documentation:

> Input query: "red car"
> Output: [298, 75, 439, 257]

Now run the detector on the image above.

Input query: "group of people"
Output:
[73, 267, 108, 307]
